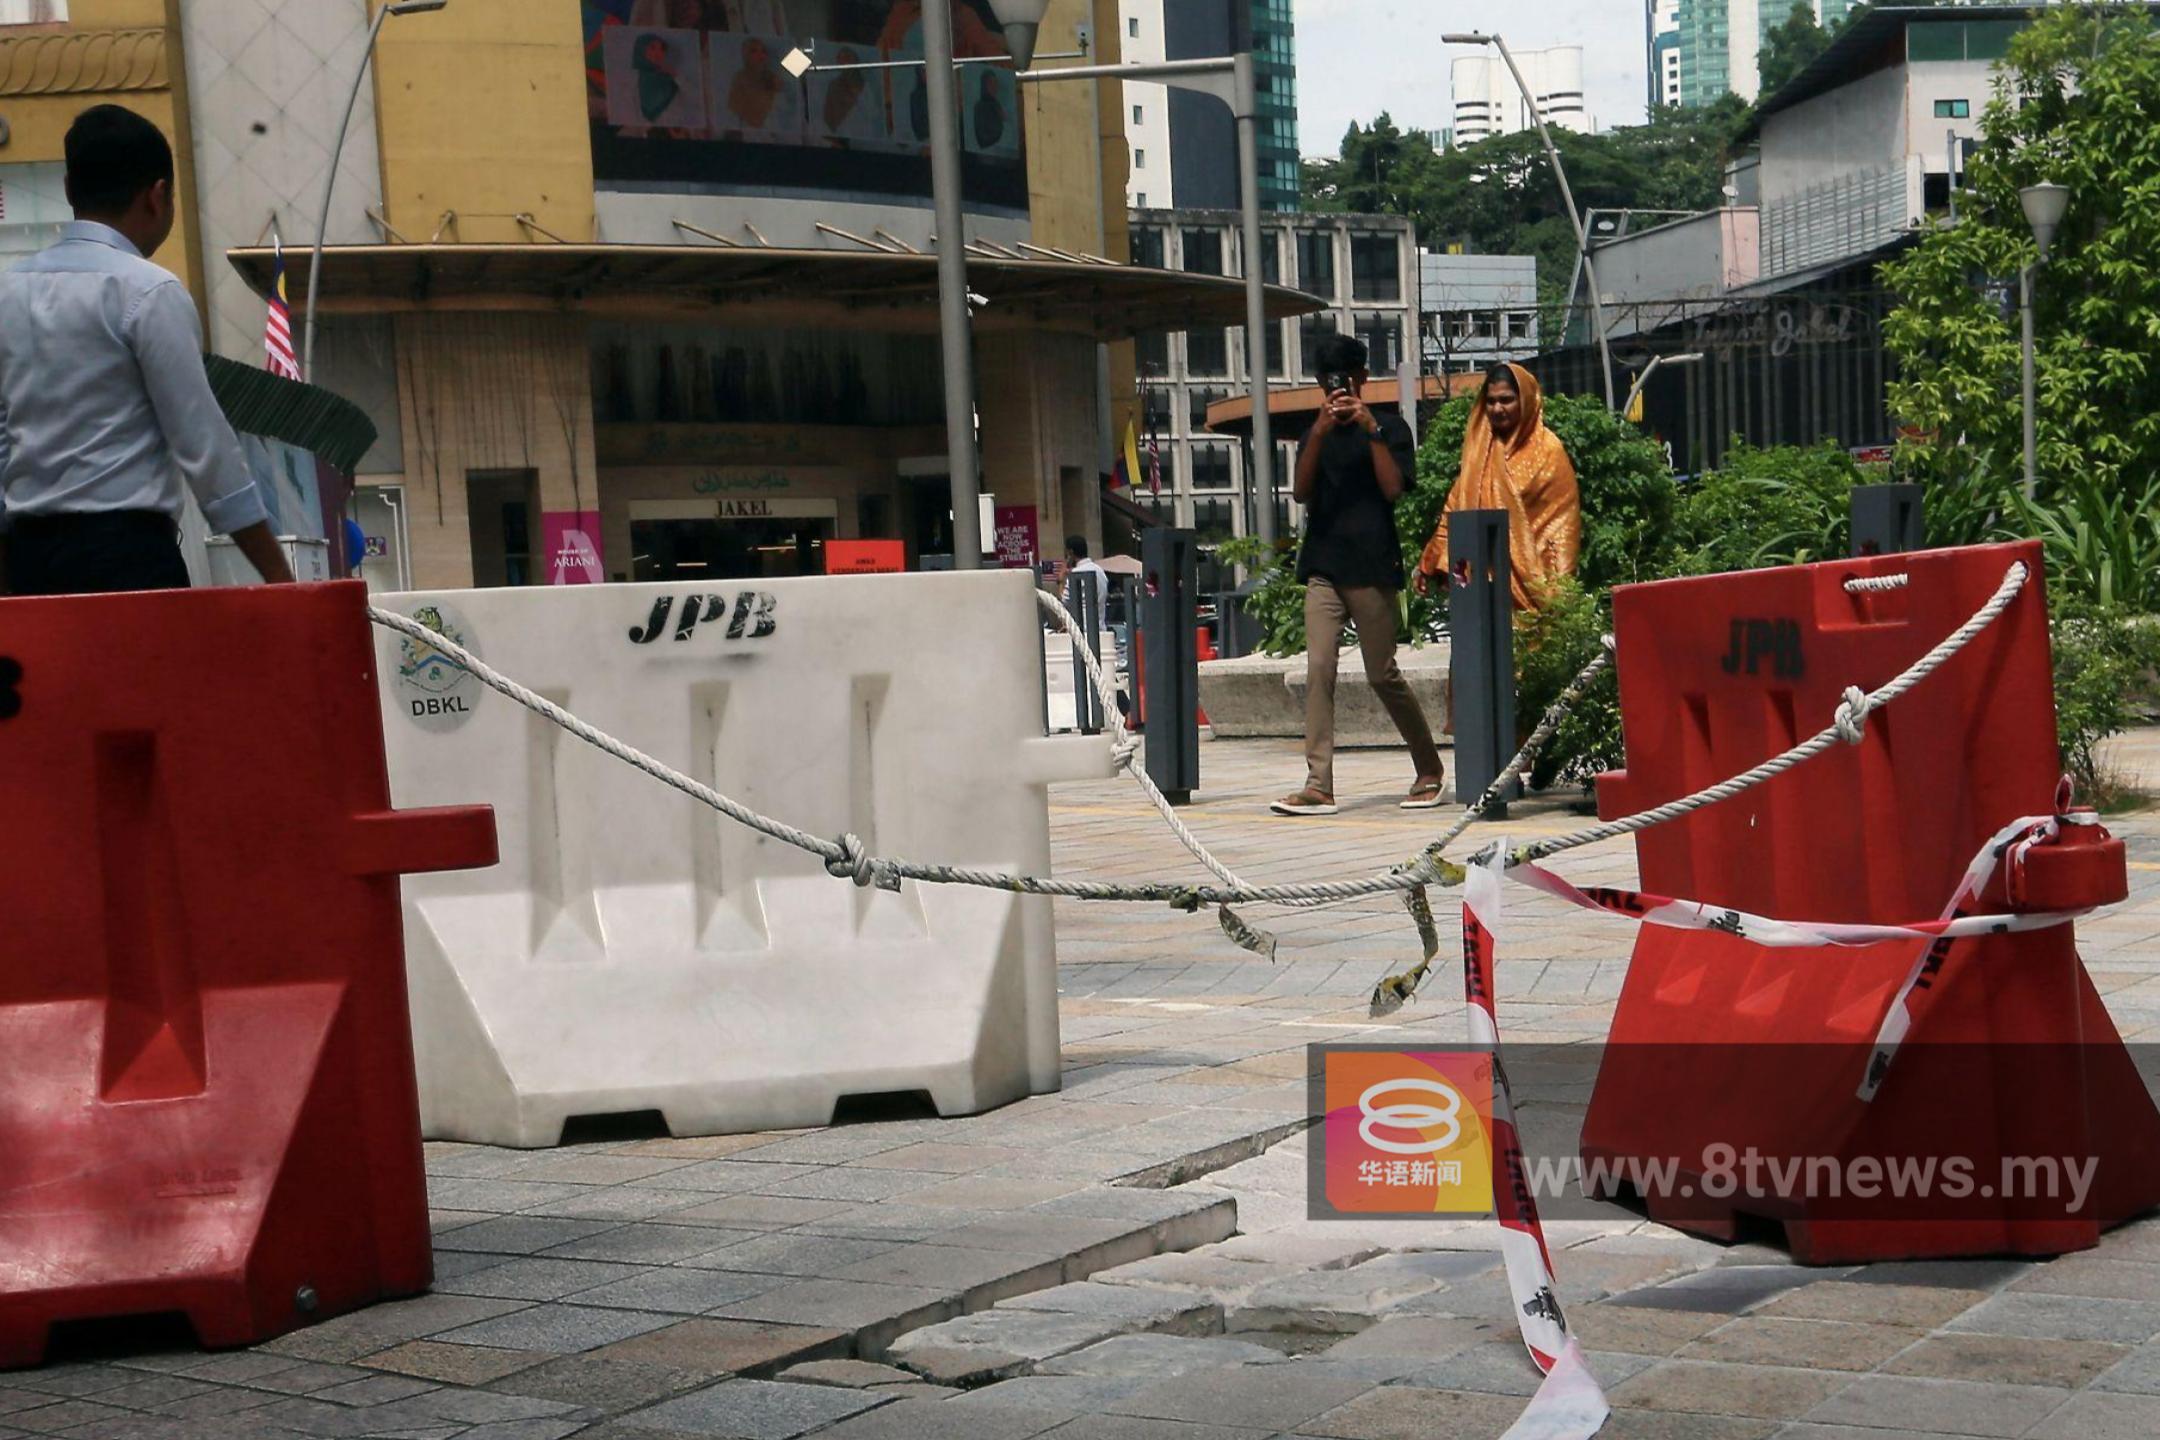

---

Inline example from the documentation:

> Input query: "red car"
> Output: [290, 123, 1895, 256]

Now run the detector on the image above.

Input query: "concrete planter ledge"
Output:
[1199, 640, 1450, 745]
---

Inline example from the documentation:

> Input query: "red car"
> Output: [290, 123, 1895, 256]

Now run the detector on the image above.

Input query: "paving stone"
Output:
[587, 1318, 851, 1378]
[1091, 1252, 1300, 1306]
[436, 1258, 652, 1303]
[1800, 1374, 2072, 1436]
[627, 1161, 820, 1195]
[569, 1266, 788, 1315]
[386, 1387, 583, 1426]
[812, 1395, 1069, 1438]
[1607, 1360, 1847, 1420]
[522, 1187, 715, 1223]
[1028, 1416, 1271, 1440]
[1389, 1340, 1552, 1397]
[230, 1361, 377, 1394]
[433, 1217, 619, 1255]
[1103, 1363, 1376, 1430]
[431, 1305, 680, 1355]
[995, 1282, 1223, 1334]
[1605, 1267, 1832, 1316]
[629, 1378, 890, 1437]
[1675, 1317, 1923, 1372]
[15, 1366, 167, 1397]
[309, 1373, 442, 1406]
[257, 1294, 533, 1361]
[488, 1355, 712, 1410]
[175, 1354, 307, 1385]
[1229, 1253, 1498, 1333]
[774, 1360, 917, 1389]
[456, 1419, 589, 1440]
[1595, 1413, 1780, 1439]
[852, 1143, 1027, 1175]
[1943, 1291, 2160, 1344]
[538, 1224, 753, 1265]
[357, 1341, 555, 1386]
[904, 1177, 1087, 1210]
[887, 1312, 1132, 1384]
[680, 1233, 902, 1279]
[2023, 1389, 2160, 1439]
[496, 1153, 697, 1186]
[2091, 1338, 2160, 1393]
[1319, 1315, 1506, 1362]
[1036, 1334, 1284, 1380]
[757, 1169, 951, 1204]
[1886, 1332, 2129, 1389]
[1294, 1384, 1531, 1440]
[827, 1245, 1064, 1305]
[952, 1373, 1154, 1411]
[1842, 1257, 2036, 1290]
[792, 1203, 990, 1244]
[714, 1280, 959, 1355]
[660, 1196, 856, 1231]
[2011, 1257, 2160, 1302]
[1756, 1280, 1988, 1329]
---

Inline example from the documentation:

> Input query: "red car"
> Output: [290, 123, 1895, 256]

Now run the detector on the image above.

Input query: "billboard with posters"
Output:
[583, 0, 1027, 212]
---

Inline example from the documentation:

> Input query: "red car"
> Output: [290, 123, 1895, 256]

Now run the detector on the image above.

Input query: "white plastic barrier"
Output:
[372, 571, 1113, 1147]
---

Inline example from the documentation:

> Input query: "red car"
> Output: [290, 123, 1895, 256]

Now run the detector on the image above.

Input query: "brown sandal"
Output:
[1399, 776, 1447, 810]
[1270, 787, 1338, 817]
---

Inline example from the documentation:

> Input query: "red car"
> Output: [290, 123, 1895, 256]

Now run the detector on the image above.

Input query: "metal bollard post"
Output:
[1850, 484, 1926, 557]
[1141, 528, 1200, 805]
[1449, 510, 1516, 813]
[1067, 569, 1105, 736]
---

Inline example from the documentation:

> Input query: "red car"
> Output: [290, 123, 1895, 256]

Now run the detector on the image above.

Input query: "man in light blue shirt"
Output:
[0, 104, 292, 595]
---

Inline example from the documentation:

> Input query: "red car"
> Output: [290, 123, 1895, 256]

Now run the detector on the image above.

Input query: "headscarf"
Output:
[1419, 362, 1581, 612]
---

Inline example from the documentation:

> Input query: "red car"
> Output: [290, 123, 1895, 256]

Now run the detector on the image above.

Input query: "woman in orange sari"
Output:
[1413, 363, 1582, 611]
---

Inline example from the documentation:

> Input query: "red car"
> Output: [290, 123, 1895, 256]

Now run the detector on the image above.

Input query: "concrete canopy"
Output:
[228, 243, 1325, 342]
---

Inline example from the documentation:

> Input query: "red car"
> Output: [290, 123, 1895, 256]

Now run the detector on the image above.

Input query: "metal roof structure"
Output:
[226, 243, 1325, 342]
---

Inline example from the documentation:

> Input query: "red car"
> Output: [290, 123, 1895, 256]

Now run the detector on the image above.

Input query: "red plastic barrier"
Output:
[0, 582, 496, 1366]
[1132, 627, 1213, 730]
[1581, 540, 2160, 1262]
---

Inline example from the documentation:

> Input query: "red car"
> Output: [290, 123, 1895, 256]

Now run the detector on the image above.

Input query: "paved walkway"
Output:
[2, 734, 2157, 1439]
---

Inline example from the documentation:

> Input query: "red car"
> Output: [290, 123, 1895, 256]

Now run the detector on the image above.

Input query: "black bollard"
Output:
[1449, 510, 1516, 813]
[1141, 528, 1200, 805]
[1851, 484, 1926, 557]
[1066, 569, 1105, 736]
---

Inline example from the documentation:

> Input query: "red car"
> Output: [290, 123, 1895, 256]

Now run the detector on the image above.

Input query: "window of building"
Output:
[1253, 232, 1281, 285]
[0, 1, 66, 23]
[1505, 312, 1533, 341]
[1192, 497, 1236, 545]
[1185, 327, 1230, 378]
[1355, 313, 1403, 372]
[1191, 446, 1234, 491]
[1128, 16, 1138, 38]
[1136, 331, 1170, 375]
[1295, 229, 1336, 297]
[1349, 234, 1401, 302]
[1132, 104, 1144, 125]
[1473, 312, 1499, 340]
[1134, 148, 1145, 169]
[1188, 386, 1227, 431]
[1132, 226, 1166, 269]
[1182, 228, 1225, 276]
[1298, 312, 1339, 377]
[1135, 192, 1147, 207]
[1933, 98, 1971, 119]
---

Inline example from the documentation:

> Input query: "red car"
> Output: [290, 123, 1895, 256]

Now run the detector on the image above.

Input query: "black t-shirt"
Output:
[1295, 412, 1416, 590]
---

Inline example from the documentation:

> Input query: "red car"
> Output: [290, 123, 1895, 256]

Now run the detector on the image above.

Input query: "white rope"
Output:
[1516, 560, 2029, 864]
[1844, 573, 1911, 593]
[363, 558, 2027, 911]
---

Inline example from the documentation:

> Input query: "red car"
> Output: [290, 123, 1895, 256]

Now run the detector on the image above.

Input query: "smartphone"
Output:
[1320, 372, 1352, 397]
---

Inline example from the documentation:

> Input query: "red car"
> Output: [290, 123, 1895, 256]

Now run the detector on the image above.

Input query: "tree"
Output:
[1759, 1, 1831, 96]
[1881, 4, 2160, 610]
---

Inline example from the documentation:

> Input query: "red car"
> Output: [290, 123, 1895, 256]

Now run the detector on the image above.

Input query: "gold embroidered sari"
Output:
[1418, 363, 1582, 611]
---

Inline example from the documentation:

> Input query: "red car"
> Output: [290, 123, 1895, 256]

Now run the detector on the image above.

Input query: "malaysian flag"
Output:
[264, 239, 301, 380]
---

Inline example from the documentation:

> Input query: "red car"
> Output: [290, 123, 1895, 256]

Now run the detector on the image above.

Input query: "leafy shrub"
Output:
[2049, 592, 2160, 807]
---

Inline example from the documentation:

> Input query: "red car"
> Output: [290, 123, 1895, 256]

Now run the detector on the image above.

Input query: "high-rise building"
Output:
[1675, 0, 1857, 107]
[1119, 1, 1299, 212]
[1648, 0, 1684, 110]
[1452, 46, 1590, 144]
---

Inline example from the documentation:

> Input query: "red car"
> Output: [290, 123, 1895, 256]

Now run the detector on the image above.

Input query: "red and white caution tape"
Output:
[1461, 853, 1611, 1440]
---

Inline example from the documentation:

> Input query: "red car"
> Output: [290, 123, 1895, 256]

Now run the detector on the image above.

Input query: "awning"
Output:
[228, 243, 1325, 342]
[1203, 373, 1482, 439]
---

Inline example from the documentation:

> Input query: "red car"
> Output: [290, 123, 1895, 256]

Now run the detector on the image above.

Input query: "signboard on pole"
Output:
[993, 505, 1039, 570]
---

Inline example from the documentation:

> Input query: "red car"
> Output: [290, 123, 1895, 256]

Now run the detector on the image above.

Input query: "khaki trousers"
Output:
[1302, 578, 1443, 797]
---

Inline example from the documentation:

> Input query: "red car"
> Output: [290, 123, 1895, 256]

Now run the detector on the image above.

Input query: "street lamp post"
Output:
[1014, 55, 1277, 548]
[2018, 182, 2069, 503]
[302, 0, 448, 383]
[1443, 31, 1616, 411]
[1622, 351, 1703, 422]
[922, 0, 985, 567]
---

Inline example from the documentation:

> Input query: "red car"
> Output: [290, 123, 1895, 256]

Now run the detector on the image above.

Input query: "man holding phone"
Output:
[1271, 334, 1444, 817]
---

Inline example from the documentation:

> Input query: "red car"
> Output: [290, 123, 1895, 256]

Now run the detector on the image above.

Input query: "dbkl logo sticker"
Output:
[629, 592, 778, 645]
[393, 603, 483, 733]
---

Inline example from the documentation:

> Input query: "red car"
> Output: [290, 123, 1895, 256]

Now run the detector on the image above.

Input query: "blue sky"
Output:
[1291, 0, 1650, 157]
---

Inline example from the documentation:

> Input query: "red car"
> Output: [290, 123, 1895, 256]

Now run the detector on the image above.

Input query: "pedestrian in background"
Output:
[0, 105, 291, 596]
[1415, 362, 1580, 611]
[1273, 334, 1445, 817]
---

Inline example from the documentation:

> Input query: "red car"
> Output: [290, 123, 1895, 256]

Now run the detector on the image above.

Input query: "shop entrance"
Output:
[628, 500, 839, 582]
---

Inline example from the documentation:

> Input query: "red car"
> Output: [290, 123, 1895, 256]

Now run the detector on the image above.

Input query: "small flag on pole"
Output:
[1112, 420, 1141, 490]
[265, 238, 301, 381]
[1147, 427, 1162, 497]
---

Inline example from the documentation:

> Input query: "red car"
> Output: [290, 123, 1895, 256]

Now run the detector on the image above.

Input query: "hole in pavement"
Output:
[557, 1109, 671, 1145]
